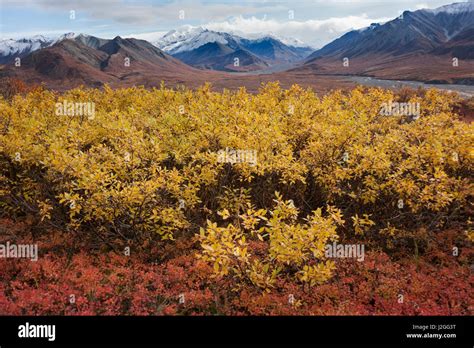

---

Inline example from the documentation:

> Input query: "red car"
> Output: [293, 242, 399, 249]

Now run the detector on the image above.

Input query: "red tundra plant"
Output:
[0, 220, 472, 315]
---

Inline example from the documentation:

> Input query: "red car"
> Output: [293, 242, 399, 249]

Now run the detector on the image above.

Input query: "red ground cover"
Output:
[0, 218, 472, 315]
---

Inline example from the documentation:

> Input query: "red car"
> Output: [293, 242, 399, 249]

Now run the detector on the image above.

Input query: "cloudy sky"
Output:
[0, 0, 468, 47]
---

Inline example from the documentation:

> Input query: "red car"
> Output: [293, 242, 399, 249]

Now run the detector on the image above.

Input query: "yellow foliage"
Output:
[0, 83, 471, 273]
[197, 193, 339, 289]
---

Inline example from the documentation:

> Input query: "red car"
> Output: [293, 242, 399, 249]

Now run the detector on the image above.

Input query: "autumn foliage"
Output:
[0, 83, 472, 314]
[0, 219, 471, 315]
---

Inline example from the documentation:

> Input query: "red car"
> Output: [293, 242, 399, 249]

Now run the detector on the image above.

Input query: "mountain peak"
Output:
[305, 0, 474, 67]
[30, 35, 50, 42]
[54, 32, 95, 45]
[111, 36, 126, 43]
[358, 23, 381, 33]
[427, 1, 474, 15]
[0, 35, 54, 63]
[57, 32, 78, 41]
[158, 28, 233, 54]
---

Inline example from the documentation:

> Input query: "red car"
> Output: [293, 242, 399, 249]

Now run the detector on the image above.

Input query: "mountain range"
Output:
[0, 29, 313, 72]
[0, 35, 53, 64]
[298, 1, 474, 84]
[0, 1, 473, 89]
[155, 27, 313, 71]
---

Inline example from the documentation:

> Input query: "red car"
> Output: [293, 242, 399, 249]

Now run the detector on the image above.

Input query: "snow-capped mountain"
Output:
[155, 26, 229, 54]
[1, 33, 198, 90]
[156, 26, 312, 54]
[357, 23, 381, 33]
[306, 1, 474, 61]
[54, 32, 78, 42]
[239, 36, 313, 63]
[237, 32, 312, 49]
[164, 28, 267, 71]
[0, 33, 108, 64]
[267, 35, 309, 49]
[1, 26, 312, 72]
[157, 26, 251, 56]
[427, 1, 474, 15]
[295, 2, 474, 85]
[153, 26, 313, 71]
[0, 35, 54, 64]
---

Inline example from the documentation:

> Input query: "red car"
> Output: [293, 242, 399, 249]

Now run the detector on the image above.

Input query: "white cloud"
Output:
[125, 31, 168, 42]
[4, 0, 459, 46]
[11, 0, 285, 24]
[415, 3, 430, 10]
[202, 15, 392, 48]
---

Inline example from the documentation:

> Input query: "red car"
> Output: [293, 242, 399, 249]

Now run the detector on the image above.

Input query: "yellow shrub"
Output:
[197, 193, 339, 289]
[0, 83, 471, 252]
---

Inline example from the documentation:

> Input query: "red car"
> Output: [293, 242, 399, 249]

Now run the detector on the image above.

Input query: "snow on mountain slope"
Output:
[54, 32, 79, 43]
[237, 32, 313, 49]
[155, 25, 312, 53]
[154, 26, 314, 71]
[0, 35, 53, 62]
[306, 1, 474, 61]
[268, 35, 310, 49]
[156, 27, 239, 54]
[427, 1, 474, 15]
[0, 33, 102, 64]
